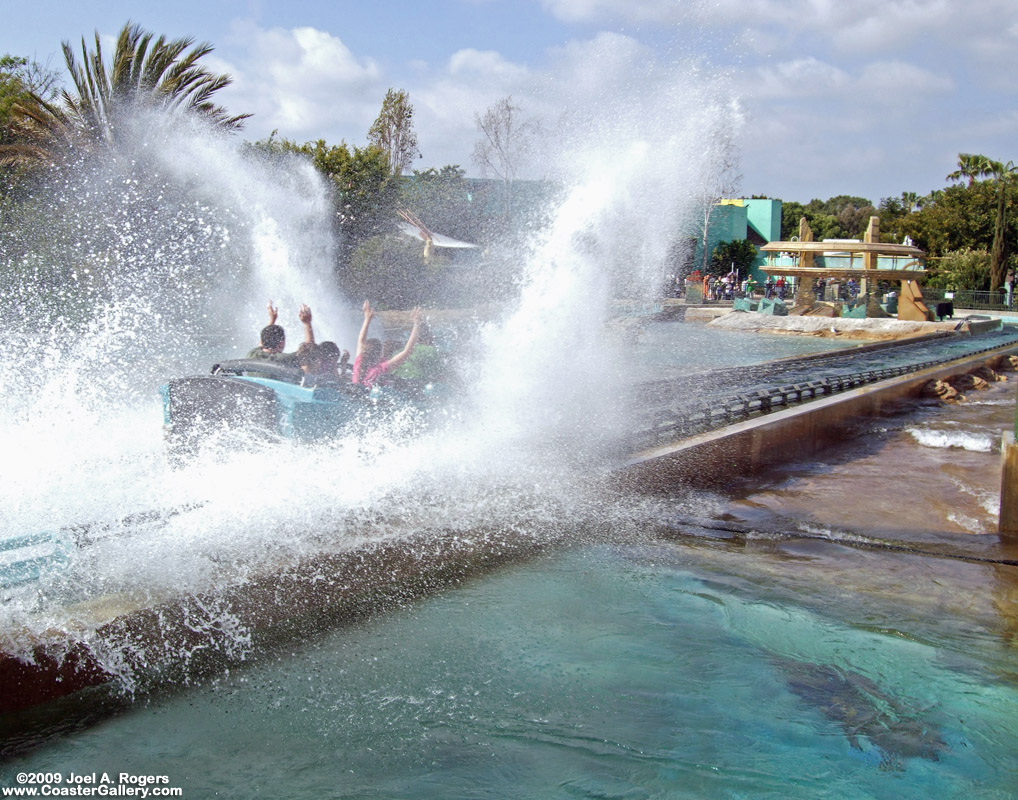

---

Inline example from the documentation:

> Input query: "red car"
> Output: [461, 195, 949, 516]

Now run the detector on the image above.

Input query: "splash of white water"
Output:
[0, 64, 740, 689]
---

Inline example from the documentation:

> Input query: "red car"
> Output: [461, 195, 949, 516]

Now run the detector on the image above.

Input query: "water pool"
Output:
[3, 540, 1015, 798]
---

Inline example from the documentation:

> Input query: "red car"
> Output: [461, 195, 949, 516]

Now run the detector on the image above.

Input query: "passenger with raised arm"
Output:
[248, 301, 315, 368]
[351, 301, 422, 389]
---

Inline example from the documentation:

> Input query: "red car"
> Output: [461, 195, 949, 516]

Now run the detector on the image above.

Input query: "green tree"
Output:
[881, 178, 1018, 293]
[367, 88, 419, 177]
[0, 55, 60, 196]
[250, 132, 405, 298]
[804, 196, 875, 239]
[985, 159, 1017, 292]
[780, 196, 875, 240]
[0, 55, 58, 139]
[2, 21, 247, 167]
[932, 152, 1013, 289]
[709, 239, 757, 276]
[926, 248, 991, 291]
[399, 165, 484, 243]
[780, 200, 807, 240]
[901, 191, 920, 213]
[251, 133, 394, 232]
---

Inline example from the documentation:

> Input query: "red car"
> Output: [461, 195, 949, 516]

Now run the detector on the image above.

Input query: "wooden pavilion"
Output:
[758, 216, 930, 321]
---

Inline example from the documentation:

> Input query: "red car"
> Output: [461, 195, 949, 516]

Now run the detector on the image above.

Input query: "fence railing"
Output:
[918, 288, 1014, 311]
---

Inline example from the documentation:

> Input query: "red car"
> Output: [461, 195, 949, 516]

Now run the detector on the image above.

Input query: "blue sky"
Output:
[5, 0, 1018, 204]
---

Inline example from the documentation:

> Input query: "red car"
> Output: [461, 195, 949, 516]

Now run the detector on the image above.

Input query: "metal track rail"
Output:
[629, 328, 1018, 449]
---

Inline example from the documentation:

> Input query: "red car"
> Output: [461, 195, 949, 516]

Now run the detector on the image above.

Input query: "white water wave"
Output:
[906, 427, 995, 452]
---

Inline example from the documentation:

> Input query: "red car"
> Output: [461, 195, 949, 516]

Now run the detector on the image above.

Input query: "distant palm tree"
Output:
[946, 153, 993, 186]
[987, 159, 1017, 292]
[2, 21, 249, 166]
[901, 191, 920, 213]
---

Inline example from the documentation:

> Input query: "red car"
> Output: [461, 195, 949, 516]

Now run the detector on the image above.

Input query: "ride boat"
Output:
[160, 358, 443, 462]
[162, 359, 364, 455]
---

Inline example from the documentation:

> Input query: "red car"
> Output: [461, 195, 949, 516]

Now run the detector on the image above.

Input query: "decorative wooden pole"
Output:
[999, 387, 1018, 540]
[793, 217, 816, 309]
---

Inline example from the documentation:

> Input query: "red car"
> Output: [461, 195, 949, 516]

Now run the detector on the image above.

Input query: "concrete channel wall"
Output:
[619, 343, 1018, 493]
[0, 528, 552, 716]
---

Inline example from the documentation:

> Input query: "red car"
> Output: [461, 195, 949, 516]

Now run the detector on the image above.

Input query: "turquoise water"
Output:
[627, 319, 850, 381]
[3, 543, 1016, 798]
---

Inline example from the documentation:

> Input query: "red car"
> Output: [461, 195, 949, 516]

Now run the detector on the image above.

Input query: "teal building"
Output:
[698, 198, 782, 282]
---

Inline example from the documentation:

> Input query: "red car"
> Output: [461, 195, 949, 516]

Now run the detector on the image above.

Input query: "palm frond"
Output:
[4, 20, 250, 163]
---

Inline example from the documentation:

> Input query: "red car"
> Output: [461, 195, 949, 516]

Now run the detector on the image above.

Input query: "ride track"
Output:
[628, 326, 1018, 449]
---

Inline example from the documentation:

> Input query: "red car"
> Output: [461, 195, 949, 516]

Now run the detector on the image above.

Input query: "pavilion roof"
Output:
[760, 240, 924, 257]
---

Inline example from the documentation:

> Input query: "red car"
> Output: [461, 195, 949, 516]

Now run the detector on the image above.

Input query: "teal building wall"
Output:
[694, 198, 782, 283]
[746, 199, 781, 243]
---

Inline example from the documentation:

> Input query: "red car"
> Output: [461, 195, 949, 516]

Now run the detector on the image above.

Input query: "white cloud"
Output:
[539, 0, 697, 24]
[408, 49, 534, 169]
[857, 61, 954, 104]
[411, 31, 669, 173]
[746, 58, 851, 99]
[410, 28, 740, 182]
[214, 23, 385, 143]
[542, 0, 1018, 63]
[198, 5, 1013, 203]
[447, 48, 531, 82]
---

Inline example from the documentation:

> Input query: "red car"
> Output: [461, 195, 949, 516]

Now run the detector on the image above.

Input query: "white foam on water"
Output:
[906, 426, 996, 452]
[945, 511, 989, 534]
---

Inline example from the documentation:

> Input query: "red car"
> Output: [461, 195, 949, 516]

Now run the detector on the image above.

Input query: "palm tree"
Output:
[901, 191, 920, 213]
[987, 159, 1017, 293]
[2, 21, 249, 166]
[946, 153, 994, 186]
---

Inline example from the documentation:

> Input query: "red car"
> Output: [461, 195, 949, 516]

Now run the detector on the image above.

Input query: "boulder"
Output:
[922, 379, 965, 404]
[949, 373, 990, 392]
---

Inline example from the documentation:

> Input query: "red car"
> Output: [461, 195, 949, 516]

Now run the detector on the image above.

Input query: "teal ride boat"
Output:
[160, 358, 443, 463]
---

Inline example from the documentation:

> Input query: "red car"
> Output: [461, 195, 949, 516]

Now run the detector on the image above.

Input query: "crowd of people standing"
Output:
[699, 273, 790, 302]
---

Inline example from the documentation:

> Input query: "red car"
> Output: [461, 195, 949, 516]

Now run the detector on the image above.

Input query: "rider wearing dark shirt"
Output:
[247, 301, 315, 367]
